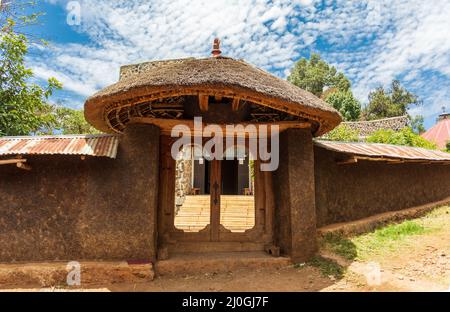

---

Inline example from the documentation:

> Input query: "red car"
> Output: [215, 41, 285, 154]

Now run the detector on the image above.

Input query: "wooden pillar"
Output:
[273, 128, 317, 262]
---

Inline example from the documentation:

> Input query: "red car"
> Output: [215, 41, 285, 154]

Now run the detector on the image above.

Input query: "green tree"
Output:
[322, 124, 360, 142]
[1, 1, 43, 33]
[410, 115, 426, 134]
[287, 53, 351, 97]
[324, 90, 361, 121]
[446, 141, 450, 153]
[363, 80, 422, 120]
[366, 127, 436, 150]
[53, 106, 100, 135]
[0, 20, 62, 136]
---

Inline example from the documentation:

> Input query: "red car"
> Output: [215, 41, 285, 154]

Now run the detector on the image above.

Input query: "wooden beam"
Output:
[232, 98, 240, 111]
[336, 157, 358, 165]
[199, 94, 209, 112]
[0, 159, 27, 165]
[16, 162, 31, 171]
[386, 160, 405, 164]
[130, 117, 311, 137]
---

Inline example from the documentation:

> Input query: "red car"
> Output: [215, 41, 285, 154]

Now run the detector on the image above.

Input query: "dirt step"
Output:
[155, 252, 291, 276]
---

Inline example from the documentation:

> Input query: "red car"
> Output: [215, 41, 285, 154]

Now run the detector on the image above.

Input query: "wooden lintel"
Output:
[16, 162, 32, 171]
[336, 157, 358, 165]
[199, 94, 209, 112]
[130, 117, 311, 137]
[336, 156, 449, 165]
[386, 160, 405, 164]
[232, 98, 240, 111]
[0, 159, 27, 165]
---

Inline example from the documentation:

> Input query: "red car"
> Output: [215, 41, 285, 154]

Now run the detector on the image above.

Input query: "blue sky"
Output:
[21, 0, 450, 130]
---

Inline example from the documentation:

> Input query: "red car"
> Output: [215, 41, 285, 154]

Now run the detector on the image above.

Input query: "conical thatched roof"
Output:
[422, 113, 450, 149]
[85, 56, 342, 135]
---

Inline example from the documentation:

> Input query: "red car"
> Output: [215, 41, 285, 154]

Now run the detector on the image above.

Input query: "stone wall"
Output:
[0, 124, 160, 262]
[340, 115, 409, 138]
[175, 147, 193, 206]
[314, 145, 450, 227]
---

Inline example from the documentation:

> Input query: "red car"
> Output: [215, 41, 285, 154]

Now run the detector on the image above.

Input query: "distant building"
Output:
[422, 113, 450, 149]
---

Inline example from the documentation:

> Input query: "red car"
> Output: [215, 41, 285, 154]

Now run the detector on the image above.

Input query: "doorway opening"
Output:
[173, 144, 255, 233]
[220, 148, 255, 233]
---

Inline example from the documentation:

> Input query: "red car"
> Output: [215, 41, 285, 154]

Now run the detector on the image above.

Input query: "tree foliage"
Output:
[0, 20, 62, 136]
[366, 127, 436, 150]
[1, 0, 44, 37]
[0, 12, 98, 136]
[363, 80, 422, 120]
[322, 124, 360, 142]
[324, 90, 361, 121]
[52, 106, 100, 135]
[287, 53, 351, 97]
[410, 115, 426, 134]
[287, 53, 360, 121]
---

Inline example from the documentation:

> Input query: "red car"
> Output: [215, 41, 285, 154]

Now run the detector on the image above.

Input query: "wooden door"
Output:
[160, 136, 273, 254]
[209, 160, 221, 242]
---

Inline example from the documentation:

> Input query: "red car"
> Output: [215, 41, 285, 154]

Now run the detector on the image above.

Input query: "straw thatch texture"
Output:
[85, 57, 342, 136]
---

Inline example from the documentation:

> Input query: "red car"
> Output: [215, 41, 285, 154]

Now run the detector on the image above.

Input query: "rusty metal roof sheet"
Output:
[315, 140, 450, 162]
[0, 134, 119, 159]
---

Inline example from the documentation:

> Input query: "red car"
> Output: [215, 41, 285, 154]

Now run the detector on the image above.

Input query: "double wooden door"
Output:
[158, 136, 273, 254]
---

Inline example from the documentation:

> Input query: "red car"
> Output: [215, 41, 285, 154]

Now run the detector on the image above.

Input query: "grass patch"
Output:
[320, 218, 433, 261]
[351, 220, 428, 260]
[321, 233, 357, 260]
[306, 256, 345, 279]
[371, 220, 425, 241]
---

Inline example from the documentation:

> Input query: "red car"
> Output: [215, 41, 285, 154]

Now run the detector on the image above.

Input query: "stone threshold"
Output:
[155, 251, 291, 276]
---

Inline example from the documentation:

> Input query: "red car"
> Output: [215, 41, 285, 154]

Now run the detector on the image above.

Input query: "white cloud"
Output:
[32, 0, 450, 128]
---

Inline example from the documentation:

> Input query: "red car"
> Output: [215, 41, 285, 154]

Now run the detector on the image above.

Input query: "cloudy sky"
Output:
[24, 0, 450, 129]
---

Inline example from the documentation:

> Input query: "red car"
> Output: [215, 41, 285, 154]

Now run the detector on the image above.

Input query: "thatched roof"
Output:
[339, 115, 410, 138]
[85, 56, 342, 135]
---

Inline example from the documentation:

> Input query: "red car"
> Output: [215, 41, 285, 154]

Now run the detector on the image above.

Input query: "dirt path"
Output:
[324, 206, 450, 291]
[107, 206, 450, 292]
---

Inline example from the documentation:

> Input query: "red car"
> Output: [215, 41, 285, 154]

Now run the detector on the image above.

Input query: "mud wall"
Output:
[0, 124, 160, 262]
[273, 128, 317, 262]
[314, 146, 450, 227]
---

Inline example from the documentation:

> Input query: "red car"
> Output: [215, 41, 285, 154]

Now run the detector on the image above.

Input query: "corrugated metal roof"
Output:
[315, 140, 450, 162]
[0, 134, 119, 159]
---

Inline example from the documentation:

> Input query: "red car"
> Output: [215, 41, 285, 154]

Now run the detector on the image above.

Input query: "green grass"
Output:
[321, 233, 357, 260]
[306, 256, 345, 279]
[351, 220, 427, 259]
[371, 220, 425, 241]
[314, 206, 449, 283]
[320, 214, 439, 261]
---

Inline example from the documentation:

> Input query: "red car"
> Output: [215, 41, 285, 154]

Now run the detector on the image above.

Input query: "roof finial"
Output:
[211, 38, 222, 57]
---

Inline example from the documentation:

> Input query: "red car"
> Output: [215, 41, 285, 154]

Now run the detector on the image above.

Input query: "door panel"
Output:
[163, 138, 272, 252]
[209, 160, 221, 241]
